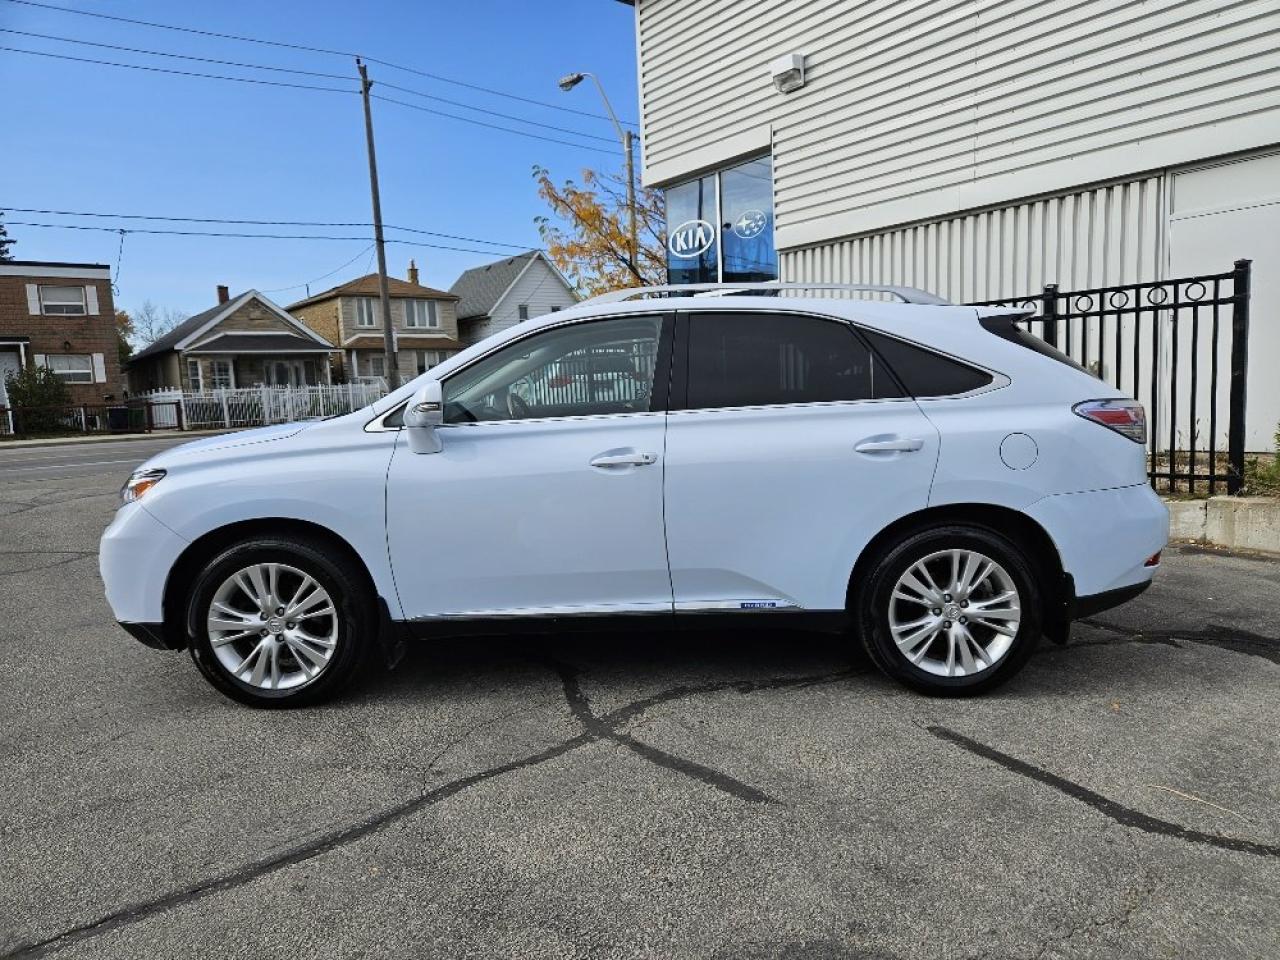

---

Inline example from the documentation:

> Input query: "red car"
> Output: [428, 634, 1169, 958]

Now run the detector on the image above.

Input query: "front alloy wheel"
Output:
[207, 563, 338, 691]
[188, 536, 372, 707]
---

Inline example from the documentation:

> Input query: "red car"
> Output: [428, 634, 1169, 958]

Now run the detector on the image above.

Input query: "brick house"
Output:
[127, 286, 338, 393]
[0, 260, 123, 409]
[288, 261, 463, 383]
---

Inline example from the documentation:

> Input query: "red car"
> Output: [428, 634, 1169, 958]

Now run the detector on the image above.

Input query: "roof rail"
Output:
[582, 282, 950, 306]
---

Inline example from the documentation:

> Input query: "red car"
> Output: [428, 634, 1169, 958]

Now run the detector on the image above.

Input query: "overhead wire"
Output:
[0, 0, 638, 126]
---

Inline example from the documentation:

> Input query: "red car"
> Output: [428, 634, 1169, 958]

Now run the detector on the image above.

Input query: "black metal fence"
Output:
[0, 401, 184, 438]
[970, 259, 1251, 494]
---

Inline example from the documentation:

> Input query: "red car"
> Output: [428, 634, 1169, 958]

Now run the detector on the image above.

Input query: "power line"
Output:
[1, 0, 638, 127]
[0, 27, 352, 80]
[0, 205, 534, 250]
[0, 45, 357, 93]
[1, 28, 617, 143]
[261, 244, 375, 294]
[0, 46, 617, 152]
[372, 94, 615, 155]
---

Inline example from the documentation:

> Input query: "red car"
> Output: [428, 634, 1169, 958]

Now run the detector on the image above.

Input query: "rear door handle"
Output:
[854, 437, 924, 454]
[590, 451, 658, 467]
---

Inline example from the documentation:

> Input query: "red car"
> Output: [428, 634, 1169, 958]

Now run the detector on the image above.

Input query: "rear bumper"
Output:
[118, 620, 180, 650]
[1069, 578, 1151, 619]
[1027, 482, 1168, 598]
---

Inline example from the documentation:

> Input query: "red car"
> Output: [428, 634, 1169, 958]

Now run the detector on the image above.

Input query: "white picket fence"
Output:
[136, 382, 388, 430]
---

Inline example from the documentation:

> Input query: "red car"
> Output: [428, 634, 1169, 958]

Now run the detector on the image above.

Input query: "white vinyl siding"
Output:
[636, 0, 1280, 250]
[468, 257, 577, 345]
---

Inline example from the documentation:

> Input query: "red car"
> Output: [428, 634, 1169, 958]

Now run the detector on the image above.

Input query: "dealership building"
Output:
[619, 0, 1279, 452]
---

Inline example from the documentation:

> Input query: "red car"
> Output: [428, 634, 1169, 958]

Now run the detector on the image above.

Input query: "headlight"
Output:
[120, 468, 166, 506]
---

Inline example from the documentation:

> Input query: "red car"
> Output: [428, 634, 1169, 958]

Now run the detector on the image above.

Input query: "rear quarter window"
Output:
[859, 329, 993, 397]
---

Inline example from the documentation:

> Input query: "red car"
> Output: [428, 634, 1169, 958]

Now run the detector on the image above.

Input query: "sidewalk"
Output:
[0, 428, 240, 450]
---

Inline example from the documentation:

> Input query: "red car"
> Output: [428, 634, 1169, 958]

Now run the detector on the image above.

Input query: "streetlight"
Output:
[558, 71, 638, 279]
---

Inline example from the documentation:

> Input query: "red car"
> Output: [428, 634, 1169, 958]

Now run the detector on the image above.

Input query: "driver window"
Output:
[442, 316, 663, 424]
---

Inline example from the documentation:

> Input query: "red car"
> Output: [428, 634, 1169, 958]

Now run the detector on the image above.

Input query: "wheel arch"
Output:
[161, 517, 383, 651]
[845, 503, 1068, 616]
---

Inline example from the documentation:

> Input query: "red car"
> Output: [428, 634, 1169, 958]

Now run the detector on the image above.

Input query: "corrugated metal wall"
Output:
[780, 175, 1167, 301]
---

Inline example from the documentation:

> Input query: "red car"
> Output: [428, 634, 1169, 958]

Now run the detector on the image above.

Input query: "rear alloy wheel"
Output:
[188, 536, 372, 707]
[859, 525, 1042, 695]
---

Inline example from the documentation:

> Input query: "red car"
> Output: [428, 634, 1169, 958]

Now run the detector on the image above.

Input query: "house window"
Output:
[45, 354, 93, 383]
[517, 304, 530, 321]
[550, 305, 562, 313]
[416, 349, 446, 375]
[405, 299, 439, 329]
[666, 154, 776, 284]
[209, 360, 234, 390]
[368, 354, 386, 378]
[39, 286, 87, 316]
[187, 359, 203, 392]
[355, 298, 378, 327]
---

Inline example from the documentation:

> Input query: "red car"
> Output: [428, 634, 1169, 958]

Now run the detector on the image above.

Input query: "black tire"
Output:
[855, 524, 1042, 696]
[187, 535, 374, 708]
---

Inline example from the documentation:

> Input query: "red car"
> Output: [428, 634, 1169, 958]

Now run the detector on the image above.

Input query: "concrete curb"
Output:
[0, 429, 239, 450]
[1165, 497, 1280, 554]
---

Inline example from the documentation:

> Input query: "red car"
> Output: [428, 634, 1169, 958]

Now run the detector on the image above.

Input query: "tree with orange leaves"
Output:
[533, 165, 666, 297]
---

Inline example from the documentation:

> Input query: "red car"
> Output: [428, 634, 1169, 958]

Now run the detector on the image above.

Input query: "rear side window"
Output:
[859, 329, 993, 397]
[686, 312, 903, 410]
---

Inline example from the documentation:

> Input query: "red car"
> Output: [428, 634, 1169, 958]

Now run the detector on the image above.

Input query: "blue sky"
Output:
[0, 0, 638, 317]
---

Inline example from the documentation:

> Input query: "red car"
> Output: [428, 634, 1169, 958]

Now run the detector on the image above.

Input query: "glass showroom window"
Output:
[665, 155, 776, 284]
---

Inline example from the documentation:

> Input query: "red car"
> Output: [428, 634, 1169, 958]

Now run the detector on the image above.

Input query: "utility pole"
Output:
[623, 129, 638, 276]
[357, 58, 398, 389]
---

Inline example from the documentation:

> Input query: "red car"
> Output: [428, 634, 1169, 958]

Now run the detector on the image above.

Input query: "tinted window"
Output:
[443, 316, 663, 423]
[686, 313, 902, 410]
[860, 329, 993, 397]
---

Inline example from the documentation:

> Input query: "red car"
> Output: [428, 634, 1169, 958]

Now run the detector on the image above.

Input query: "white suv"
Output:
[100, 285, 1168, 707]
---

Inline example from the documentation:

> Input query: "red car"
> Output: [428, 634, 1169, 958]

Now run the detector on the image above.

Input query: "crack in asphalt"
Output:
[928, 726, 1280, 860]
[0, 664, 852, 959]
[1076, 618, 1280, 666]
[0, 551, 97, 579]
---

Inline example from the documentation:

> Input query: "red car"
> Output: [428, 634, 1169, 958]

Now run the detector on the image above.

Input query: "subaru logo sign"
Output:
[732, 209, 768, 240]
[668, 219, 715, 259]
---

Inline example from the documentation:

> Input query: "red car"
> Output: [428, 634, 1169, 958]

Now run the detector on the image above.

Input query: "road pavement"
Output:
[0, 453, 1276, 959]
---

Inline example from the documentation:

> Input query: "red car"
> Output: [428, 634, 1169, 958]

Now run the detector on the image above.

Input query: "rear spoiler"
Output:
[975, 308, 1094, 377]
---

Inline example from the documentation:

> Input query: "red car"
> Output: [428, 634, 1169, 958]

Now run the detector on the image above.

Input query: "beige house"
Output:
[127, 286, 338, 393]
[288, 262, 463, 383]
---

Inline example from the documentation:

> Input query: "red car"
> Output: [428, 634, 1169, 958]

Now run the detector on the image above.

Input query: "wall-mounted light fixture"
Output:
[769, 53, 807, 94]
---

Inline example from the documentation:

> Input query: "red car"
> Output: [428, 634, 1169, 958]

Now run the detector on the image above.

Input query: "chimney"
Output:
[216, 284, 230, 304]
[407, 259, 419, 285]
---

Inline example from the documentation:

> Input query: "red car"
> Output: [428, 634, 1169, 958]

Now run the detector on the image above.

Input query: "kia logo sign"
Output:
[668, 219, 715, 259]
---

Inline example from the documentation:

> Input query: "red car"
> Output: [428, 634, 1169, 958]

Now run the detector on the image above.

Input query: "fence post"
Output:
[1041, 283, 1060, 348]
[260, 384, 270, 425]
[176, 398, 185, 432]
[1227, 259, 1251, 495]
[144, 401, 154, 434]
[220, 388, 231, 429]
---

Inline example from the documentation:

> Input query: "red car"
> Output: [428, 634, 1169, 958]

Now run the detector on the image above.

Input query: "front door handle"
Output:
[590, 451, 658, 468]
[854, 437, 924, 454]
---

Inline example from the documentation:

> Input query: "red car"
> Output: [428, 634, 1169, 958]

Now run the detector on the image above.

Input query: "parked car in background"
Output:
[100, 284, 1168, 707]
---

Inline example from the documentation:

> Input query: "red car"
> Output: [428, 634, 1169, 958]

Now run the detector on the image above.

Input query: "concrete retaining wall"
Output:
[1165, 497, 1280, 554]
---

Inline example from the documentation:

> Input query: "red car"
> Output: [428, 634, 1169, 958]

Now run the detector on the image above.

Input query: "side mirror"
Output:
[404, 379, 444, 454]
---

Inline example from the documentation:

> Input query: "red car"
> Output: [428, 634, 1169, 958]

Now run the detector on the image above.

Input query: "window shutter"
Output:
[92, 353, 107, 383]
[26, 285, 40, 315]
[85, 286, 100, 315]
[33, 353, 46, 367]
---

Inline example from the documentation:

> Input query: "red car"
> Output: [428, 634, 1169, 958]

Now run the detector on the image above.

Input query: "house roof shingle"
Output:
[286, 273, 458, 312]
[129, 302, 228, 363]
[448, 251, 538, 320]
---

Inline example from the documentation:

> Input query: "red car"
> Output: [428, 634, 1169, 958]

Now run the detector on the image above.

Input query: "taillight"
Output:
[1073, 399, 1146, 443]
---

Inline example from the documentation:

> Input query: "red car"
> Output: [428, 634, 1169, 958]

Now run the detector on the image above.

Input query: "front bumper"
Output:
[99, 502, 190, 628]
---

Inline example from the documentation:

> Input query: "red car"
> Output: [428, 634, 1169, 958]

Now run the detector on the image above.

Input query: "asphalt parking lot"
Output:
[1, 437, 1277, 959]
